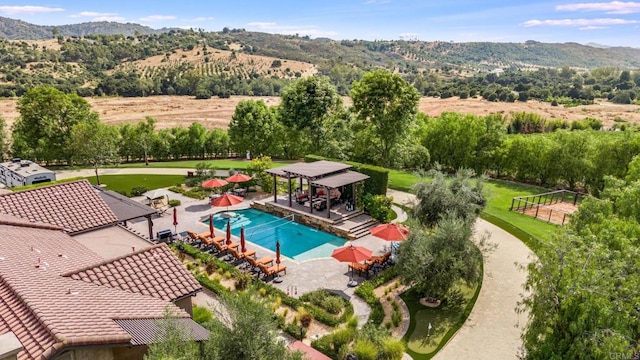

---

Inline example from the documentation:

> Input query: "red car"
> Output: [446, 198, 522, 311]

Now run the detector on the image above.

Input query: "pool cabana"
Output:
[266, 161, 369, 219]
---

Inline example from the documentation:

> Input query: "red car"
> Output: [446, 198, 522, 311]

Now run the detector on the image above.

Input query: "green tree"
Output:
[412, 168, 486, 227]
[397, 215, 482, 301]
[69, 121, 119, 185]
[228, 99, 280, 158]
[187, 122, 208, 159]
[279, 75, 346, 154]
[136, 117, 157, 165]
[145, 309, 201, 360]
[12, 86, 99, 164]
[203, 290, 304, 360]
[0, 116, 6, 159]
[350, 69, 420, 167]
[246, 156, 274, 193]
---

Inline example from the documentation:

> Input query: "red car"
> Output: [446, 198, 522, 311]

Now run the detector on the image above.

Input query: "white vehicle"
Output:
[0, 158, 56, 188]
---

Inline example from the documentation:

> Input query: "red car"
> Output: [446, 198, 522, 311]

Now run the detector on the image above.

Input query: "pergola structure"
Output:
[266, 160, 369, 219]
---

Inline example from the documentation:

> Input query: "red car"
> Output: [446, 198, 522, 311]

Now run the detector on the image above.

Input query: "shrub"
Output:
[321, 296, 344, 315]
[379, 338, 405, 360]
[130, 186, 148, 196]
[353, 339, 378, 360]
[192, 306, 213, 324]
[168, 199, 181, 207]
[363, 194, 393, 222]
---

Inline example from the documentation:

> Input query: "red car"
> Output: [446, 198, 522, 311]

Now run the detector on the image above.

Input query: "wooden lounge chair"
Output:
[369, 252, 392, 267]
[257, 262, 287, 280]
[186, 231, 201, 245]
[212, 239, 239, 255]
[228, 247, 256, 263]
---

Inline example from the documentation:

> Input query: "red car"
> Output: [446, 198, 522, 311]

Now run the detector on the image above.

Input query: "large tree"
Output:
[350, 69, 420, 167]
[398, 215, 483, 301]
[228, 99, 281, 158]
[520, 171, 640, 359]
[279, 75, 346, 154]
[203, 290, 304, 360]
[69, 121, 119, 185]
[12, 86, 99, 164]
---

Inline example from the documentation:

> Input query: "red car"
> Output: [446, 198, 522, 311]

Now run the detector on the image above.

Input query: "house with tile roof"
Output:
[0, 182, 207, 360]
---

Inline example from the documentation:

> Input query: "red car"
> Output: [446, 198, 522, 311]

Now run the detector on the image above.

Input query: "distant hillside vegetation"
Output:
[0, 16, 161, 40]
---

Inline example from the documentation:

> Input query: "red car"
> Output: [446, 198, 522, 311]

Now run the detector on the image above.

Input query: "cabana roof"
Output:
[266, 160, 351, 179]
[311, 171, 370, 189]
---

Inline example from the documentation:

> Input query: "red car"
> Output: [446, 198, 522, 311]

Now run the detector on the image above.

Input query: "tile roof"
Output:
[0, 180, 118, 234]
[65, 244, 202, 302]
[0, 223, 201, 360]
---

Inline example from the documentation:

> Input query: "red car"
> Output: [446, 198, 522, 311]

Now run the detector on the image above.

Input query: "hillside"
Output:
[0, 16, 161, 40]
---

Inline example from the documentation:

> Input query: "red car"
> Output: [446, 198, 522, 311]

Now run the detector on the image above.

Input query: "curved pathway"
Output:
[58, 168, 534, 359]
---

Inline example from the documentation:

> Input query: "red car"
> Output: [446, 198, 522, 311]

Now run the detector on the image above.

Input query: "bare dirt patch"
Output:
[521, 201, 579, 225]
[1, 95, 638, 130]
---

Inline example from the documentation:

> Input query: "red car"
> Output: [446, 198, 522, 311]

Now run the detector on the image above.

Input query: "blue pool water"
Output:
[203, 208, 346, 261]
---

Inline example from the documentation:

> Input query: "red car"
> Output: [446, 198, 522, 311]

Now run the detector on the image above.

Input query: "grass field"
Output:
[87, 174, 185, 196]
[110, 159, 295, 170]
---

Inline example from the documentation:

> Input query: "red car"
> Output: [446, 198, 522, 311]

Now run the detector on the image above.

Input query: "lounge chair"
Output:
[186, 231, 202, 246]
[369, 252, 392, 267]
[257, 262, 287, 280]
[212, 239, 239, 255]
[228, 247, 256, 263]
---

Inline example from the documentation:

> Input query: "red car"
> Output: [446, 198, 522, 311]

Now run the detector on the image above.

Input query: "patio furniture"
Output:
[228, 247, 256, 264]
[257, 262, 287, 280]
[246, 256, 274, 273]
[348, 261, 374, 278]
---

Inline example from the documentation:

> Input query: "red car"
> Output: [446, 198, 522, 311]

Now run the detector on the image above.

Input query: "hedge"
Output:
[304, 155, 389, 195]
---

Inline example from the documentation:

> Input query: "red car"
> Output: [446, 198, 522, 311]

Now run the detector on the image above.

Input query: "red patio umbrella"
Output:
[370, 223, 409, 242]
[332, 244, 373, 287]
[209, 214, 214, 237]
[210, 193, 244, 207]
[332, 244, 373, 263]
[226, 219, 232, 245]
[202, 178, 228, 189]
[226, 173, 252, 183]
[173, 207, 178, 234]
[276, 241, 281, 265]
[240, 227, 247, 253]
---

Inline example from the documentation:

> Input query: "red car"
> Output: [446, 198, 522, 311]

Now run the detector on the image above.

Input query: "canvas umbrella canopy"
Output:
[226, 219, 232, 245]
[273, 240, 284, 283]
[240, 227, 247, 253]
[202, 178, 228, 189]
[210, 193, 244, 207]
[370, 223, 409, 241]
[173, 207, 178, 234]
[226, 173, 252, 183]
[332, 244, 373, 287]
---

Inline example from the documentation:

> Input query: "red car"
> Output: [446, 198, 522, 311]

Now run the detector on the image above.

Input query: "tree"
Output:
[69, 121, 119, 185]
[520, 181, 640, 359]
[12, 86, 99, 164]
[145, 309, 201, 360]
[412, 168, 486, 227]
[136, 117, 157, 165]
[279, 76, 345, 154]
[397, 215, 482, 301]
[203, 290, 304, 360]
[350, 69, 420, 167]
[0, 116, 6, 159]
[246, 156, 274, 193]
[228, 100, 280, 158]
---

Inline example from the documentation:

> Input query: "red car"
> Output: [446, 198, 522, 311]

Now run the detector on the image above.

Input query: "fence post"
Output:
[562, 213, 567, 225]
[548, 209, 553, 223]
[535, 204, 540, 219]
[510, 198, 515, 211]
[573, 192, 579, 206]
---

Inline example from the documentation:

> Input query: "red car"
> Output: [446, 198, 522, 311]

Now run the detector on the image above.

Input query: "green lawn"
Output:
[385, 170, 558, 246]
[107, 159, 296, 170]
[402, 280, 481, 359]
[87, 174, 185, 196]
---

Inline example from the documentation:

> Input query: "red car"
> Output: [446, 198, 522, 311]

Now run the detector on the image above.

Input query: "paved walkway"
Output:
[58, 168, 534, 358]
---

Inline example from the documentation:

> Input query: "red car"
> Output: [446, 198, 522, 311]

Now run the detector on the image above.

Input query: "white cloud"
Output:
[523, 18, 638, 27]
[0, 5, 64, 15]
[246, 22, 338, 38]
[139, 15, 176, 22]
[557, 1, 640, 14]
[191, 16, 214, 22]
[70, 11, 116, 18]
[580, 25, 608, 30]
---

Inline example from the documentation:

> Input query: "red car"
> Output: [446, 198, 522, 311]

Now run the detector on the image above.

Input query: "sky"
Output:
[0, 1, 638, 47]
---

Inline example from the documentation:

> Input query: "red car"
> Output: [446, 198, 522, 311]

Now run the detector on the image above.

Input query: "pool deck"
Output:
[124, 189, 393, 324]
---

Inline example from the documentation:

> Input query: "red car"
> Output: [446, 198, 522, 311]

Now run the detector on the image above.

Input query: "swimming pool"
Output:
[204, 208, 346, 261]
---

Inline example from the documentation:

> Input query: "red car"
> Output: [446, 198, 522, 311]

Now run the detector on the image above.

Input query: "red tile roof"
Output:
[0, 222, 201, 360]
[65, 244, 202, 302]
[0, 180, 118, 234]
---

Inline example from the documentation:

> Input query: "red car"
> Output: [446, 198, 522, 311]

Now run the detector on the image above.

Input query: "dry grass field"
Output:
[0, 95, 638, 130]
